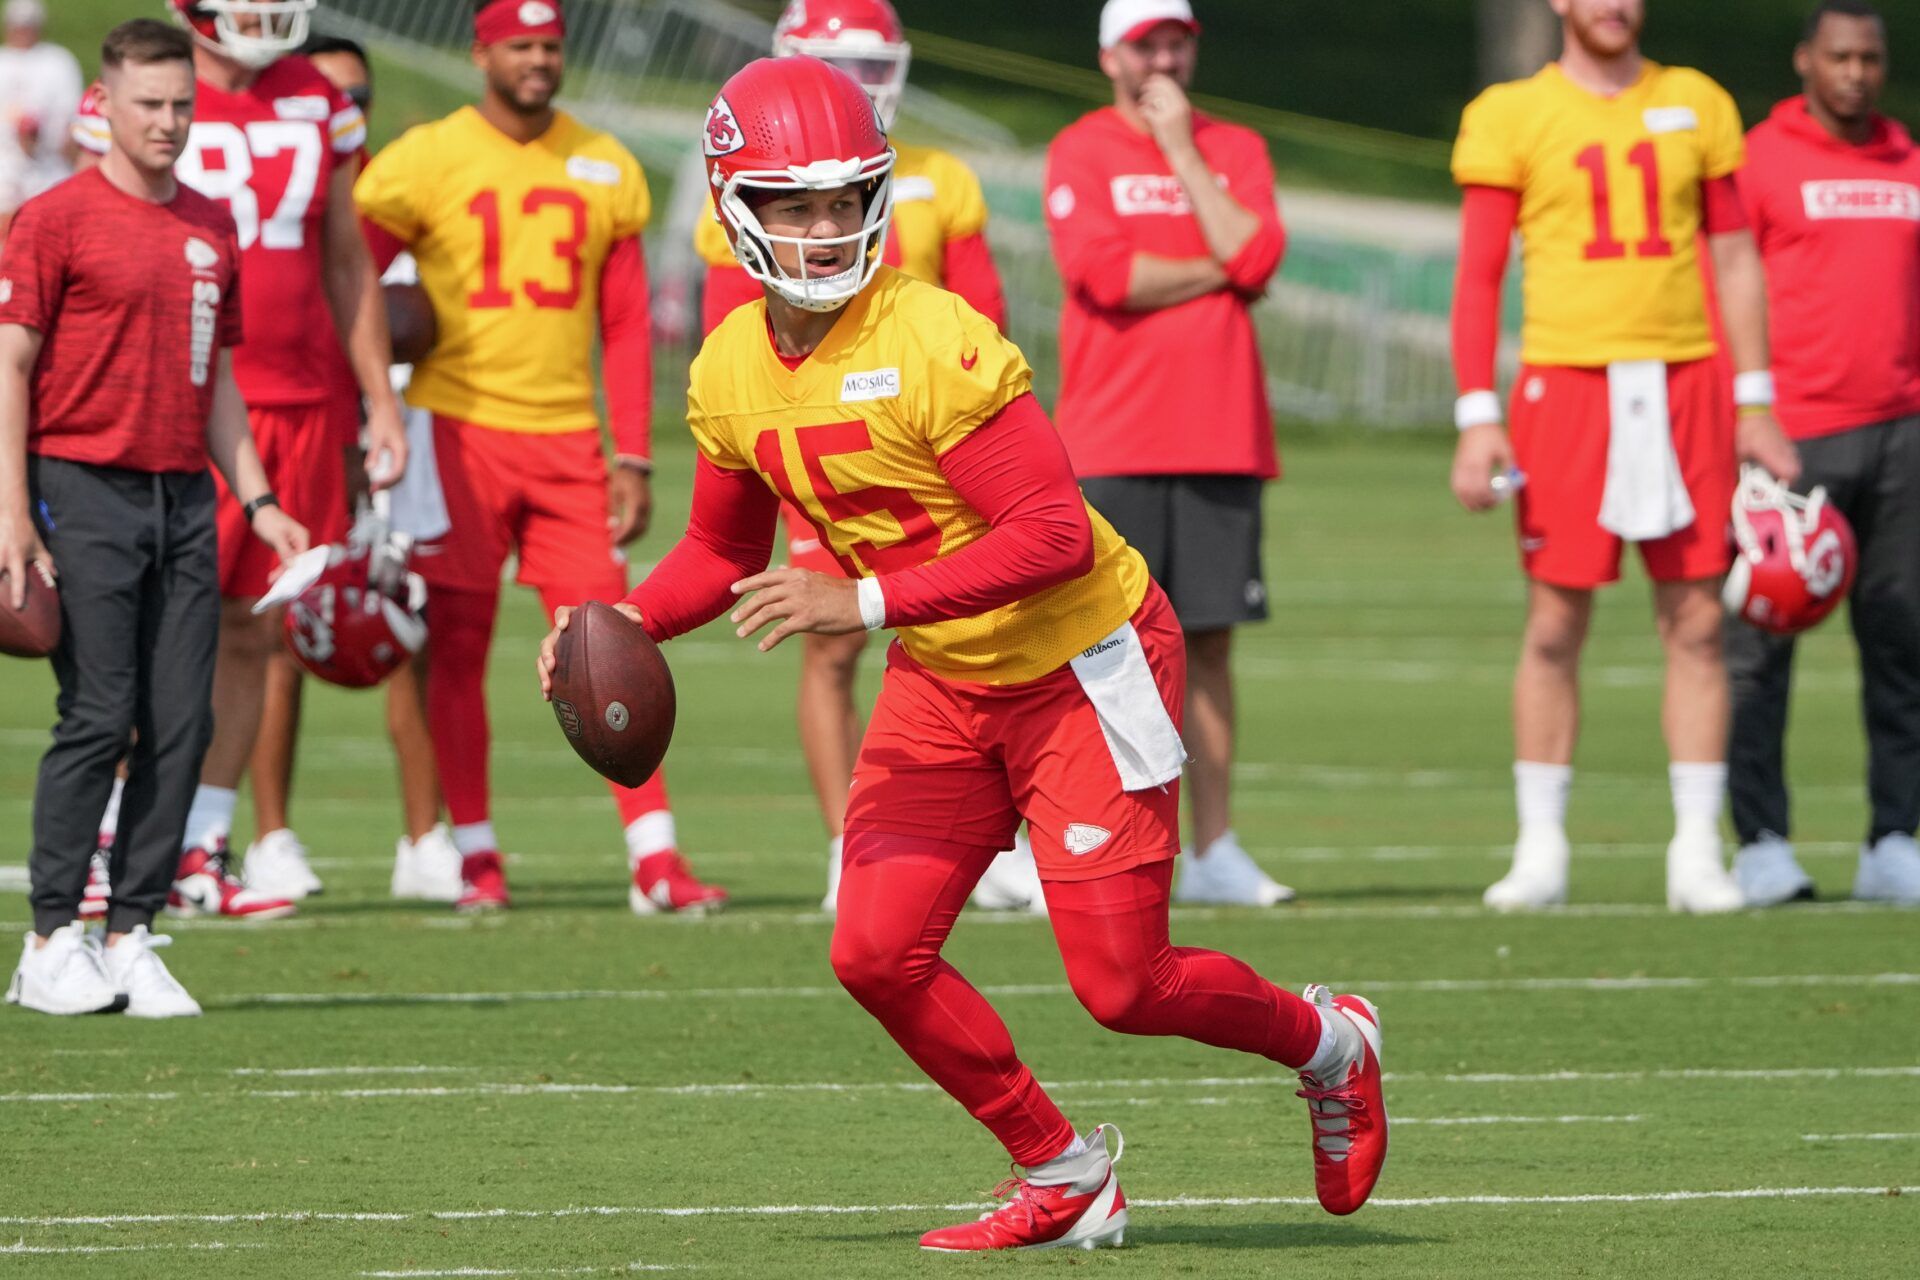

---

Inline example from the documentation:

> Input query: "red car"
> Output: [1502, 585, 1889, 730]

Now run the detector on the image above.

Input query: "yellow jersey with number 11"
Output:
[689, 267, 1149, 686]
[355, 106, 650, 433]
[1452, 62, 1745, 368]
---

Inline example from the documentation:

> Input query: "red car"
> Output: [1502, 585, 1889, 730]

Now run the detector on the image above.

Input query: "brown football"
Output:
[0, 565, 61, 659]
[384, 281, 438, 366]
[549, 601, 676, 788]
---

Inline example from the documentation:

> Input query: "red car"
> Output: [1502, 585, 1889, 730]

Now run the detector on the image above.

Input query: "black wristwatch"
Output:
[243, 493, 281, 523]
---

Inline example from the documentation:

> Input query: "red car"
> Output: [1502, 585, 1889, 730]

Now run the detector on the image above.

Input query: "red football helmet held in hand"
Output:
[282, 525, 428, 689]
[1723, 467, 1857, 636]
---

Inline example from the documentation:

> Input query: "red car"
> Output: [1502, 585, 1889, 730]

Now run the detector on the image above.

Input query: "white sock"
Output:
[828, 834, 843, 861]
[624, 810, 677, 862]
[1302, 1004, 1361, 1081]
[1669, 762, 1726, 839]
[1024, 1132, 1100, 1189]
[100, 776, 126, 839]
[1514, 762, 1572, 838]
[451, 821, 499, 857]
[183, 785, 237, 851]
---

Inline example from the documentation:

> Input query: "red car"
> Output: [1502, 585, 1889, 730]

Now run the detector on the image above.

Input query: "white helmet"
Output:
[772, 0, 911, 131]
[169, 0, 316, 70]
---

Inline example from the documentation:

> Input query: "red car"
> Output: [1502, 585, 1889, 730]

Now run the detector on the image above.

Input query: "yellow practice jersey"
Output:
[1453, 62, 1744, 367]
[695, 141, 990, 286]
[355, 107, 650, 433]
[690, 268, 1149, 685]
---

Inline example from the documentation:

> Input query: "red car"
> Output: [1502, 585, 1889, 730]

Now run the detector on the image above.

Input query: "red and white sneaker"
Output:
[456, 851, 512, 913]
[77, 843, 111, 921]
[1296, 984, 1388, 1215]
[919, 1125, 1127, 1253]
[167, 841, 297, 920]
[629, 851, 728, 915]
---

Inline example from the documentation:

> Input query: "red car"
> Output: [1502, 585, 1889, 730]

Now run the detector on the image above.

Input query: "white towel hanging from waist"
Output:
[1598, 359, 1695, 542]
[1068, 621, 1188, 792]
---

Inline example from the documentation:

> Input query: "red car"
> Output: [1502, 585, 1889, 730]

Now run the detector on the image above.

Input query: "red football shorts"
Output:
[781, 500, 844, 576]
[845, 582, 1184, 881]
[1508, 358, 1736, 589]
[418, 417, 625, 594]
[216, 398, 357, 599]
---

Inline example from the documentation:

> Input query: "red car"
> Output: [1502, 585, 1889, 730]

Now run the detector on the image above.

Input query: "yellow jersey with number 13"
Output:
[688, 267, 1150, 686]
[355, 106, 650, 433]
[1452, 62, 1744, 367]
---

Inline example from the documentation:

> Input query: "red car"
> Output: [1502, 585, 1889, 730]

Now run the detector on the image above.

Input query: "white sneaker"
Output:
[391, 825, 464, 902]
[243, 828, 324, 900]
[1667, 830, 1745, 914]
[1173, 832, 1295, 907]
[102, 926, 201, 1018]
[822, 836, 844, 914]
[1855, 833, 1920, 904]
[972, 836, 1048, 916]
[5, 921, 126, 1015]
[1484, 828, 1569, 910]
[1733, 836, 1815, 907]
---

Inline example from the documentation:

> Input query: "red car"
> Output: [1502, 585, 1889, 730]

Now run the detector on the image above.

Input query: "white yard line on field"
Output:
[1802, 1132, 1920, 1142]
[230, 1066, 478, 1078]
[360, 1267, 687, 1277]
[0, 1185, 1910, 1230]
[0, 1242, 260, 1255]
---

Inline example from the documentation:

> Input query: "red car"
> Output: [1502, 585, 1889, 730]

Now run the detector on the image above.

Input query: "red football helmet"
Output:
[281, 528, 428, 689]
[1723, 467, 1858, 636]
[772, 0, 911, 129]
[169, 0, 314, 70]
[703, 56, 895, 313]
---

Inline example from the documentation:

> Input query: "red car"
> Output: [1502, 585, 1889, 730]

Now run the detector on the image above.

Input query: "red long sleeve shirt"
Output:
[1045, 107, 1284, 479]
[1738, 97, 1920, 439]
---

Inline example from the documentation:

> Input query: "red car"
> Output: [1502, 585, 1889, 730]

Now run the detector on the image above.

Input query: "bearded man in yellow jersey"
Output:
[355, 0, 725, 915]
[1448, 0, 1802, 913]
[539, 57, 1389, 1252]
[693, 0, 1023, 916]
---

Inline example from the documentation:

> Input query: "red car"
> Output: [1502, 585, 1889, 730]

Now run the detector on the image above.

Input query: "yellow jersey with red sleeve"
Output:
[1452, 62, 1744, 367]
[354, 106, 650, 434]
[689, 267, 1149, 686]
[694, 141, 990, 283]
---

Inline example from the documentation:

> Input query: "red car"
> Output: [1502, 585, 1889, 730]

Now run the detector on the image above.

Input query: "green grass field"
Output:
[2, 431, 1915, 1278]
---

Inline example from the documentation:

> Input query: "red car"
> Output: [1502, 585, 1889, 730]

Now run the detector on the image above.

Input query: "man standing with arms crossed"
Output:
[1727, 0, 1920, 905]
[357, 0, 724, 914]
[1045, 0, 1291, 907]
[2, 19, 306, 1017]
[1449, 0, 1800, 912]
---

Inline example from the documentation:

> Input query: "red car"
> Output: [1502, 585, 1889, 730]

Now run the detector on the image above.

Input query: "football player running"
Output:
[1449, 0, 1800, 912]
[693, 0, 1032, 915]
[358, 0, 725, 914]
[74, 0, 410, 916]
[540, 57, 1388, 1252]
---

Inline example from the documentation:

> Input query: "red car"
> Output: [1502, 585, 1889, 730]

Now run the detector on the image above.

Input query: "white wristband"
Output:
[1455, 390, 1503, 431]
[856, 576, 887, 632]
[1733, 370, 1775, 408]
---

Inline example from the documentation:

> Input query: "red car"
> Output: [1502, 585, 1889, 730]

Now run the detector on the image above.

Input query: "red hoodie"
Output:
[1738, 96, 1920, 439]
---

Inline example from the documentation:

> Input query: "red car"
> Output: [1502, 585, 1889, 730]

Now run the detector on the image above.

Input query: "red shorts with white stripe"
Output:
[845, 582, 1184, 882]
[1508, 358, 1736, 589]
[216, 398, 358, 599]
[780, 500, 844, 576]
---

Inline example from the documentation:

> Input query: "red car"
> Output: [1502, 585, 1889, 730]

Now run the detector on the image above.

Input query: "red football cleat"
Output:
[919, 1126, 1127, 1253]
[456, 851, 511, 913]
[168, 841, 297, 920]
[629, 851, 727, 915]
[1296, 985, 1388, 1215]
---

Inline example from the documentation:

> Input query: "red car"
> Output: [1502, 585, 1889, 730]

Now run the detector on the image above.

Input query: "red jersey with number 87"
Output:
[354, 107, 650, 436]
[74, 57, 365, 406]
[1451, 62, 1744, 367]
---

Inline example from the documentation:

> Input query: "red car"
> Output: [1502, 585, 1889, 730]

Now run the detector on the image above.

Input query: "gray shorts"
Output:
[1080, 474, 1268, 631]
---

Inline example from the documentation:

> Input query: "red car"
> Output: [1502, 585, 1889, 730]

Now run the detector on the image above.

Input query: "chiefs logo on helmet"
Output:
[704, 96, 744, 158]
[276, 525, 428, 689]
[1723, 467, 1859, 636]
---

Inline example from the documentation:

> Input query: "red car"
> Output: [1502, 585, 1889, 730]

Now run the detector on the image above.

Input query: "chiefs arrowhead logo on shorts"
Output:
[704, 95, 744, 158]
[1064, 824, 1112, 856]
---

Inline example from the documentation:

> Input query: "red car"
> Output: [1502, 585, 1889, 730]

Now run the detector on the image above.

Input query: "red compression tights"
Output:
[829, 839, 1325, 1167]
[426, 584, 670, 834]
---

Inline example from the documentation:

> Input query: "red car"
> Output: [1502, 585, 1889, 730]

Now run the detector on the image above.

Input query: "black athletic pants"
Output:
[1727, 417, 1920, 846]
[26, 457, 219, 936]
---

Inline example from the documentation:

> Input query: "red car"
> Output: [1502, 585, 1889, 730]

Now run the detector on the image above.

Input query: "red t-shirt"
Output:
[0, 168, 244, 473]
[1044, 107, 1285, 479]
[1738, 97, 1920, 439]
[76, 57, 365, 407]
